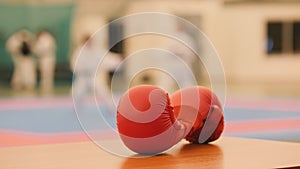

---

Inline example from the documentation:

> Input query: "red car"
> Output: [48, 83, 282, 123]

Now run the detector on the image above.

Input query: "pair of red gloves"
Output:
[117, 85, 224, 155]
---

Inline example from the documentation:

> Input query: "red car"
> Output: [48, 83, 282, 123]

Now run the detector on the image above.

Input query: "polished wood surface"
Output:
[0, 137, 300, 169]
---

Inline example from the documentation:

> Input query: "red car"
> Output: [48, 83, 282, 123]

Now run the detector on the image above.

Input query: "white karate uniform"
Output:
[71, 41, 121, 109]
[6, 30, 36, 91]
[34, 31, 56, 93]
[157, 31, 197, 93]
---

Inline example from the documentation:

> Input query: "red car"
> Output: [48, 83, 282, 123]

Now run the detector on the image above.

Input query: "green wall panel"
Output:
[0, 3, 75, 69]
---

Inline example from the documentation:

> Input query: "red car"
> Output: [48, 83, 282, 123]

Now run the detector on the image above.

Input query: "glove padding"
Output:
[171, 86, 224, 144]
[117, 85, 189, 154]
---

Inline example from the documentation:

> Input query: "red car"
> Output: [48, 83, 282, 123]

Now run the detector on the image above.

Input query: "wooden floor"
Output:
[0, 137, 300, 169]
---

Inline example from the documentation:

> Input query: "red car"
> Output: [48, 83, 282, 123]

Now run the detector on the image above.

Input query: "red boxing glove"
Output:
[170, 86, 224, 144]
[117, 85, 190, 154]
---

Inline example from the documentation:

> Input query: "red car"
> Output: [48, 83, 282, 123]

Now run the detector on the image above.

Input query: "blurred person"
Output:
[157, 22, 197, 93]
[6, 29, 36, 91]
[34, 30, 56, 94]
[71, 35, 121, 110]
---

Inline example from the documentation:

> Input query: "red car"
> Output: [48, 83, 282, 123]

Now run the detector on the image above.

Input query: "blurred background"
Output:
[0, 0, 300, 146]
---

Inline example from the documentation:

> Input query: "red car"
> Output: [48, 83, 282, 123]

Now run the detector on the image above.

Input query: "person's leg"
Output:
[73, 76, 89, 111]
[11, 55, 22, 90]
[40, 57, 55, 94]
[23, 57, 36, 91]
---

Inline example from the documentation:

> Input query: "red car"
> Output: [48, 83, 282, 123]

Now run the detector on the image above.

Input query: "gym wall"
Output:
[0, 2, 74, 83]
